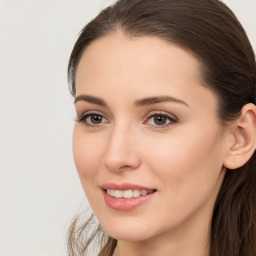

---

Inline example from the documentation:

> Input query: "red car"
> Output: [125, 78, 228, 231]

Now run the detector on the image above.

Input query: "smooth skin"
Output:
[73, 32, 256, 256]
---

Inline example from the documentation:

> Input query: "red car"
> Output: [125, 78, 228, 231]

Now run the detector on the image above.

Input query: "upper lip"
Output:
[101, 182, 156, 191]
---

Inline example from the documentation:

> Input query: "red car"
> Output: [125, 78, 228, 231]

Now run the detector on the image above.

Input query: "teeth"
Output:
[133, 189, 140, 197]
[106, 189, 154, 198]
[110, 189, 115, 197]
[123, 189, 133, 198]
[114, 190, 123, 198]
[141, 190, 147, 196]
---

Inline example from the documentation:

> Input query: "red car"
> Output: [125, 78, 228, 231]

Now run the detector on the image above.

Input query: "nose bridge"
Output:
[104, 121, 140, 172]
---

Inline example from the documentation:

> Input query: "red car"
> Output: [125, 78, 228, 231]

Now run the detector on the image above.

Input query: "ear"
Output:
[224, 103, 256, 169]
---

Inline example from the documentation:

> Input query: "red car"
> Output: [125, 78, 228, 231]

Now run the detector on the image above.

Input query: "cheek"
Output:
[72, 127, 104, 186]
[143, 126, 224, 206]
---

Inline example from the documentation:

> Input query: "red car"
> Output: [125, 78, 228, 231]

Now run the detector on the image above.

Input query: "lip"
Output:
[101, 183, 157, 211]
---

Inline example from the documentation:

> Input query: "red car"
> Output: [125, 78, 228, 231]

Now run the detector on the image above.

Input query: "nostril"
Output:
[119, 165, 133, 170]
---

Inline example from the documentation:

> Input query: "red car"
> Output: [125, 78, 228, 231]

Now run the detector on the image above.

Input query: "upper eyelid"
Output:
[75, 111, 109, 123]
[145, 111, 178, 120]
[78, 110, 108, 118]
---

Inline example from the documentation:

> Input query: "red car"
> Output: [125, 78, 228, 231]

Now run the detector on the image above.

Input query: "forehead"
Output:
[76, 33, 202, 86]
[75, 33, 217, 114]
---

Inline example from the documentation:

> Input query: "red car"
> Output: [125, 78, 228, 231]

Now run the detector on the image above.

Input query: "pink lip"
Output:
[101, 183, 157, 211]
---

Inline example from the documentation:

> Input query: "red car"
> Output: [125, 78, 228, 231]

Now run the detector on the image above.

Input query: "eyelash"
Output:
[75, 112, 109, 127]
[75, 111, 178, 129]
[144, 112, 178, 128]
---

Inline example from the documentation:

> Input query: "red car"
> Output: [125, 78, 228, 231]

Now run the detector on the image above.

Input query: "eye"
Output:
[145, 113, 177, 127]
[151, 115, 169, 125]
[87, 114, 105, 124]
[75, 113, 109, 126]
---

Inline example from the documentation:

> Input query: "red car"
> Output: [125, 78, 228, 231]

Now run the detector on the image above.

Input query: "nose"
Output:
[104, 124, 141, 173]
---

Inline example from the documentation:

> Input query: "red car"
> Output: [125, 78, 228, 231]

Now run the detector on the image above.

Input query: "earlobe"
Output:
[224, 103, 256, 170]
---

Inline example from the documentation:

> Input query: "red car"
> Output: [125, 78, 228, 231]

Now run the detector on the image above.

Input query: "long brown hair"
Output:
[67, 0, 256, 255]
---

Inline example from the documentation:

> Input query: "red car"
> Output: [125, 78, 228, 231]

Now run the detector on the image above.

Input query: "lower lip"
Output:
[103, 190, 156, 211]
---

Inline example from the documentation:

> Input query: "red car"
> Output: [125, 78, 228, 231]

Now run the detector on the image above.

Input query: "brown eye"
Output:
[153, 115, 168, 125]
[145, 113, 177, 127]
[90, 114, 103, 124]
[75, 113, 108, 126]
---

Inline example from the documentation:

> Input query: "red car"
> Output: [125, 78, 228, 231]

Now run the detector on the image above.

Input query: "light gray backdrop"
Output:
[0, 0, 255, 255]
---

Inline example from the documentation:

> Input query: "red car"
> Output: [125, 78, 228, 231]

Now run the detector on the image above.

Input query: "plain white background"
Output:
[0, 1, 255, 255]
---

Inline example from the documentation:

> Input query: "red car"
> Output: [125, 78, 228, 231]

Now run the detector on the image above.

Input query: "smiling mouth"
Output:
[105, 189, 156, 199]
[102, 185, 157, 211]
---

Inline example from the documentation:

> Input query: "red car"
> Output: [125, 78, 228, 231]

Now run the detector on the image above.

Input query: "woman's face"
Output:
[73, 33, 228, 242]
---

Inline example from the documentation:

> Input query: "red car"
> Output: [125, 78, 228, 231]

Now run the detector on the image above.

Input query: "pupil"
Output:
[154, 115, 166, 125]
[92, 115, 102, 124]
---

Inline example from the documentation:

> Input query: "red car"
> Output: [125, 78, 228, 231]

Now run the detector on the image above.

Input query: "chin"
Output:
[99, 216, 158, 242]
[108, 229, 152, 242]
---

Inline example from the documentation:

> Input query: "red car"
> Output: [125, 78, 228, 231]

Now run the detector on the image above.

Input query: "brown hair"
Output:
[67, 0, 256, 255]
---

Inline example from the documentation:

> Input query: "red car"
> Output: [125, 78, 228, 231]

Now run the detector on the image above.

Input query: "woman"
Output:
[67, 0, 256, 255]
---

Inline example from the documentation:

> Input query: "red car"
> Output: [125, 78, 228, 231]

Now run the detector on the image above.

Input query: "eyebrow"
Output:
[74, 94, 189, 108]
[134, 96, 189, 107]
[74, 95, 107, 107]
